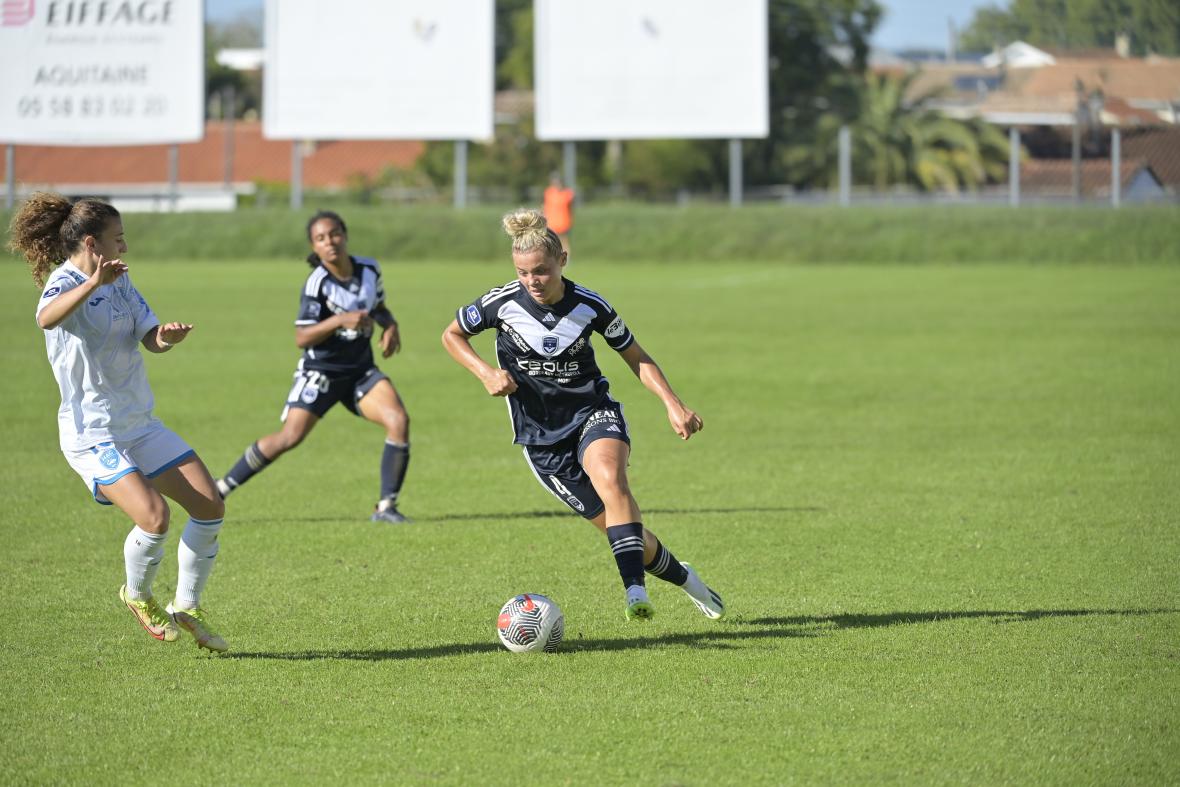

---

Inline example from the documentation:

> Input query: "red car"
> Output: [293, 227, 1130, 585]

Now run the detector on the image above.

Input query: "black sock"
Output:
[222, 442, 272, 492]
[645, 539, 689, 586]
[380, 441, 410, 503]
[606, 523, 646, 589]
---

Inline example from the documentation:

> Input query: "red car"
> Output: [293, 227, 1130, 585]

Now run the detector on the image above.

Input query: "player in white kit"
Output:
[9, 193, 229, 652]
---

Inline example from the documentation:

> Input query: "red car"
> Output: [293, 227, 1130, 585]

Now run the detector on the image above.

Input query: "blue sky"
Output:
[206, 0, 997, 53]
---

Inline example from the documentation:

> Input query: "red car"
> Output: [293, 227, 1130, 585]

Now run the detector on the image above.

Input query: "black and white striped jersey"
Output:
[456, 277, 635, 445]
[295, 256, 386, 374]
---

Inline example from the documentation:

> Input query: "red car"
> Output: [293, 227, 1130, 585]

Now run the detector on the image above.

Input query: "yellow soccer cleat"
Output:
[119, 584, 179, 642]
[166, 603, 229, 653]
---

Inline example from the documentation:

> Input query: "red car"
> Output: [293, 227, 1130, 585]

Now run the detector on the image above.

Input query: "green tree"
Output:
[959, 0, 1180, 56]
[784, 71, 1010, 192]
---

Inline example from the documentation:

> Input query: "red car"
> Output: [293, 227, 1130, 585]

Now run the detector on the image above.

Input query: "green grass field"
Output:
[2, 251, 1178, 784]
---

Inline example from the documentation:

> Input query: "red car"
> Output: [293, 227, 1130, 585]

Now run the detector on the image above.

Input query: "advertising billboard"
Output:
[264, 0, 494, 140]
[0, 0, 204, 145]
[535, 0, 768, 140]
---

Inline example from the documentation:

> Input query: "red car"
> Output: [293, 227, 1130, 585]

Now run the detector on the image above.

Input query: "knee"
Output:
[592, 469, 631, 502]
[383, 408, 409, 437]
[193, 495, 225, 522]
[140, 496, 171, 534]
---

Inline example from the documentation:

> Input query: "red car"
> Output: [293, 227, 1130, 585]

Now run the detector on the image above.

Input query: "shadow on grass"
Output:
[236, 505, 823, 526]
[226, 607, 1174, 663]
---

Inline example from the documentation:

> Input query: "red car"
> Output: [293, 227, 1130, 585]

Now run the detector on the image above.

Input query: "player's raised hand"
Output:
[667, 403, 703, 441]
[481, 368, 518, 397]
[158, 322, 194, 346]
[91, 254, 128, 286]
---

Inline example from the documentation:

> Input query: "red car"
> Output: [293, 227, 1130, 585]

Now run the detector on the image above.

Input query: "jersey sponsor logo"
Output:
[542, 335, 558, 354]
[304, 302, 322, 319]
[542, 312, 557, 324]
[42, 287, 61, 299]
[300, 385, 320, 404]
[98, 447, 120, 470]
[465, 305, 481, 326]
[516, 358, 581, 378]
[605, 316, 626, 339]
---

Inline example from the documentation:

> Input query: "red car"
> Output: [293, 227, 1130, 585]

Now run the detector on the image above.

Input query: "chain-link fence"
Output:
[3, 121, 1178, 211]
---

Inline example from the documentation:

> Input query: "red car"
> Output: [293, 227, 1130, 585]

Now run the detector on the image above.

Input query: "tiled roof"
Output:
[1019, 157, 1159, 195]
[1121, 126, 1180, 186]
[3, 122, 425, 188]
[1018, 58, 1180, 103]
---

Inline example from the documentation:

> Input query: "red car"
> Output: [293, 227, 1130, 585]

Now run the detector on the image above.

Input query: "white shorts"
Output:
[63, 424, 195, 506]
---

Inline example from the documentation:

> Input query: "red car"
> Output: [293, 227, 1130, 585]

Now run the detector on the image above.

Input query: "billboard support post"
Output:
[1111, 128, 1121, 208]
[563, 142, 577, 196]
[168, 145, 179, 212]
[1009, 127, 1020, 207]
[5, 145, 13, 210]
[729, 139, 742, 207]
[838, 126, 851, 207]
[291, 141, 304, 210]
[454, 140, 468, 209]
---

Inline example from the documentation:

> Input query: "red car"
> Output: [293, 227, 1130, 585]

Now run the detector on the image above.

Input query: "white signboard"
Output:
[535, 0, 768, 140]
[264, 0, 494, 140]
[0, 0, 204, 145]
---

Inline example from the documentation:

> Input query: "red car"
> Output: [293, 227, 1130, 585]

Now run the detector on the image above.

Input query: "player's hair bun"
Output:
[502, 208, 563, 258]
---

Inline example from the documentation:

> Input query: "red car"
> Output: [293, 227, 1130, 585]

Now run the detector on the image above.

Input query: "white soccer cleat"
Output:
[680, 563, 725, 620]
[624, 584, 655, 622]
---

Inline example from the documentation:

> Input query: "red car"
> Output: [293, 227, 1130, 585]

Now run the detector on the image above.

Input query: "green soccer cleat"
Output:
[624, 585, 655, 622]
[119, 584, 179, 642]
[679, 563, 726, 620]
[167, 603, 229, 653]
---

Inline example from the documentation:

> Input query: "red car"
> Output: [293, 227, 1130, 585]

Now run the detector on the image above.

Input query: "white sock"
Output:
[174, 517, 223, 610]
[123, 526, 166, 601]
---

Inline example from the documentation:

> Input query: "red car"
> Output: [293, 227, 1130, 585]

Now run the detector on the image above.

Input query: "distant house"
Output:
[981, 41, 1057, 69]
[1019, 158, 1165, 200]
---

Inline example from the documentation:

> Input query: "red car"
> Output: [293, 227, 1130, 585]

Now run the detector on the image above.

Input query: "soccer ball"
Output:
[496, 594, 564, 653]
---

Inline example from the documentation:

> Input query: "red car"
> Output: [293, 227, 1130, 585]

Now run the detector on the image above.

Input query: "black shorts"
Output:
[281, 362, 389, 420]
[522, 398, 630, 520]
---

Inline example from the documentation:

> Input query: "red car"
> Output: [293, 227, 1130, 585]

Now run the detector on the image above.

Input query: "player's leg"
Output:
[148, 455, 229, 652]
[580, 437, 656, 620]
[580, 417, 725, 621]
[217, 405, 321, 498]
[354, 372, 411, 523]
[98, 470, 180, 642]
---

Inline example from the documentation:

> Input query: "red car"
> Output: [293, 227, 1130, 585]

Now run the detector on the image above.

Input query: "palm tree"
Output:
[784, 71, 1010, 192]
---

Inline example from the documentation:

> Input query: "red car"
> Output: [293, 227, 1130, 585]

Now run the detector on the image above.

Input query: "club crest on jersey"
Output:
[99, 448, 120, 470]
[542, 335, 558, 354]
[43, 286, 62, 299]
[605, 316, 626, 338]
[300, 385, 320, 404]
[466, 305, 481, 326]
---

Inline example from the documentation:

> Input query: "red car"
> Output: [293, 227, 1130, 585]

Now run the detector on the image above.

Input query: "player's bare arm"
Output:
[441, 320, 518, 397]
[373, 303, 401, 357]
[295, 309, 371, 349]
[618, 340, 703, 440]
[142, 322, 193, 353]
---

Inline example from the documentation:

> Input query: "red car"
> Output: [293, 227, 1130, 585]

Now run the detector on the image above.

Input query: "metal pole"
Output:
[1071, 114, 1082, 202]
[453, 140, 467, 209]
[290, 141, 304, 210]
[563, 141, 576, 196]
[1111, 128, 1121, 208]
[728, 139, 742, 207]
[5, 145, 14, 210]
[168, 144, 179, 212]
[838, 126, 851, 207]
[1009, 127, 1020, 207]
[223, 85, 235, 190]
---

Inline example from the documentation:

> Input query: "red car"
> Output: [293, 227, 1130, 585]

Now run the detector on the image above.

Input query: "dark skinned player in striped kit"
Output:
[216, 211, 413, 523]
